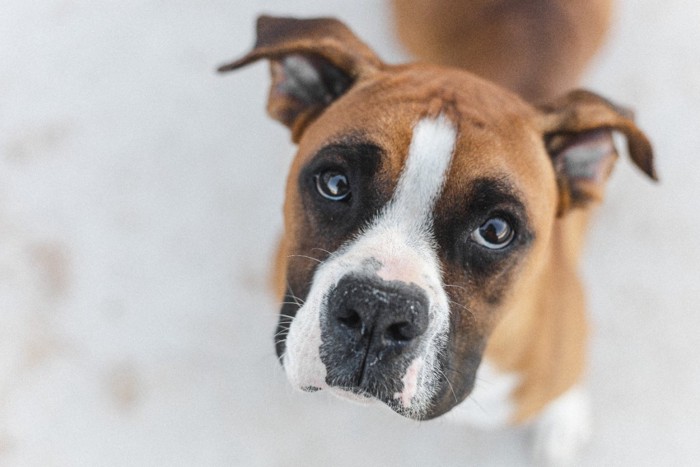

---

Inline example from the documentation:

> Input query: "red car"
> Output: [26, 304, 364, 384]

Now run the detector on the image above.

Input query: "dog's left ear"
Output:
[537, 90, 657, 215]
[218, 16, 383, 143]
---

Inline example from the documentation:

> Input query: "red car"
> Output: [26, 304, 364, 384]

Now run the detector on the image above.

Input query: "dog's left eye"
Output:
[471, 217, 515, 249]
[315, 169, 351, 201]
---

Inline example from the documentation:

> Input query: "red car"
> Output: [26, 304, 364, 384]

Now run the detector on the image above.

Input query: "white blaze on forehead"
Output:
[282, 115, 458, 414]
[381, 114, 457, 229]
[372, 114, 457, 283]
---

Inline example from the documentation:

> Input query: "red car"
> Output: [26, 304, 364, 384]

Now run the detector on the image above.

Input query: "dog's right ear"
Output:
[218, 16, 383, 143]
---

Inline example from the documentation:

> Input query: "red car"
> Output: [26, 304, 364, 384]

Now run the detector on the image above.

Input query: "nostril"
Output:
[385, 321, 415, 342]
[337, 308, 362, 330]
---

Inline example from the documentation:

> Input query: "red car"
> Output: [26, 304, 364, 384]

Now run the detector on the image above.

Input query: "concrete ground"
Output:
[1, 1, 699, 465]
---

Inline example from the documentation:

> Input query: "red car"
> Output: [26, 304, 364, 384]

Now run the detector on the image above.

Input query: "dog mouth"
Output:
[298, 352, 451, 420]
[275, 277, 483, 420]
[281, 311, 482, 421]
[279, 332, 443, 420]
[275, 265, 461, 418]
[314, 275, 442, 416]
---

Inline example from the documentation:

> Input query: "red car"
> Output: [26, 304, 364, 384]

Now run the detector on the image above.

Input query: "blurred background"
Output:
[1, 1, 699, 465]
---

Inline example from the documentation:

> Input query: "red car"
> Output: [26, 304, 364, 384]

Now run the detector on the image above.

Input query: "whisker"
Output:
[446, 299, 477, 322]
[284, 280, 305, 308]
[310, 247, 333, 256]
[443, 283, 468, 293]
[287, 254, 323, 264]
[435, 365, 458, 404]
[475, 375, 496, 387]
[468, 395, 488, 415]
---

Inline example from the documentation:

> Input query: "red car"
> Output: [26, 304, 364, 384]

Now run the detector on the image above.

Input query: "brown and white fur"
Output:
[219, 9, 656, 466]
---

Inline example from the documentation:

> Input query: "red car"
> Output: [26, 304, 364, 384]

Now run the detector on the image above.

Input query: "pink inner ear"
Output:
[557, 129, 618, 184]
[552, 129, 620, 206]
[265, 53, 355, 142]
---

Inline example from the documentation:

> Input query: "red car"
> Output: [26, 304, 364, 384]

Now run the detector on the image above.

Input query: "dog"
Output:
[218, 11, 656, 465]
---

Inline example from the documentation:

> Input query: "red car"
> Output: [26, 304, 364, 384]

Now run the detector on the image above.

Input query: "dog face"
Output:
[220, 16, 655, 420]
[273, 74, 558, 419]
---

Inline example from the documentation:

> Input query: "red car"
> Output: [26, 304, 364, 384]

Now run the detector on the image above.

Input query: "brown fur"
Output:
[392, 0, 613, 102]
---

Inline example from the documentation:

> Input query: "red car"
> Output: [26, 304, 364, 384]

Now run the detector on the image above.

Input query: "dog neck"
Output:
[485, 209, 593, 422]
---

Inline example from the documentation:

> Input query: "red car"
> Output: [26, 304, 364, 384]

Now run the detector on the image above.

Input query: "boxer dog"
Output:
[218, 14, 655, 465]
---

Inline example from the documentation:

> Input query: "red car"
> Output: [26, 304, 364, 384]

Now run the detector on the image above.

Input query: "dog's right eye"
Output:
[315, 169, 351, 201]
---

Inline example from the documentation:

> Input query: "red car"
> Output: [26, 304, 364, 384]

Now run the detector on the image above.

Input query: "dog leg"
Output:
[532, 386, 592, 466]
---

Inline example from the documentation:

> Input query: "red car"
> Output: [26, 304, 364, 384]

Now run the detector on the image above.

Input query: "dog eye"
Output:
[315, 169, 350, 201]
[471, 217, 514, 249]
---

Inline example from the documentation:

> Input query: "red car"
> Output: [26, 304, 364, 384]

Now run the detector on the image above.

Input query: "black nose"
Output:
[325, 275, 430, 358]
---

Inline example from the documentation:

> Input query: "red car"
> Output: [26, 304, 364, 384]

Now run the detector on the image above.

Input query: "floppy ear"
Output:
[218, 16, 384, 143]
[537, 90, 657, 215]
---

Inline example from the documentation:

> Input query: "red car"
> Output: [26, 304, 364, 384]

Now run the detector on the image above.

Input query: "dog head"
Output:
[220, 16, 656, 420]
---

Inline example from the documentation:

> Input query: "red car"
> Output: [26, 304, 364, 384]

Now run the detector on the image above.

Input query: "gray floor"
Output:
[1, 1, 699, 466]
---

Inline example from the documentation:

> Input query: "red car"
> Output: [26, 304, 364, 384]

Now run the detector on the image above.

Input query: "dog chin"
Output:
[298, 382, 432, 419]
[334, 386, 445, 421]
[341, 388, 433, 420]
[329, 387, 378, 405]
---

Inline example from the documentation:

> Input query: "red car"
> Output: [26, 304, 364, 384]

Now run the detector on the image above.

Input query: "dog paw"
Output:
[532, 386, 592, 467]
